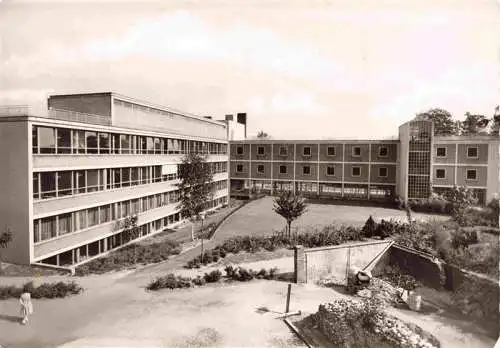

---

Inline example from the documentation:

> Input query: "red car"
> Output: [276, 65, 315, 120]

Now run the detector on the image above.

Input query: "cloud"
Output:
[3, 10, 338, 82]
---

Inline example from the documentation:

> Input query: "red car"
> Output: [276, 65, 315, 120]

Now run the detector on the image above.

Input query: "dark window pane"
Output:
[86, 131, 98, 154]
[112, 134, 120, 154]
[99, 133, 110, 154]
[57, 171, 72, 196]
[32, 126, 38, 154]
[147, 137, 154, 154]
[40, 216, 57, 240]
[122, 168, 130, 187]
[33, 173, 39, 199]
[38, 127, 56, 154]
[57, 128, 71, 154]
[58, 213, 72, 235]
[114, 169, 122, 188]
[87, 170, 99, 192]
[131, 167, 139, 185]
[40, 172, 56, 198]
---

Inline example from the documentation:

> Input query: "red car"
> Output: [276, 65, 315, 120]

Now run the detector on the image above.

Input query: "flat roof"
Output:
[230, 139, 401, 144]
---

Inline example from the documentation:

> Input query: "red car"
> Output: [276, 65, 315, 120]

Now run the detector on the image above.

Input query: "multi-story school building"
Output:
[0, 92, 246, 268]
[229, 120, 499, 205]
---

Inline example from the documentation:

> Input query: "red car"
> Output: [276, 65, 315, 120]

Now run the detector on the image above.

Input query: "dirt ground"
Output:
[0, 255, 497, 348]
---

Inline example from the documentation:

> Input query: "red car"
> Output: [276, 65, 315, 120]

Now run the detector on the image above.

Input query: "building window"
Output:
[436, 169, 446, 179]
[58, 213, 72, 236]
[33, 173, 39, 199]
[327, 146, 336, 156]
[236, 164, 244, 173]
[236, 146, 244, 155]
[40, 216, 57, 241]
[32, 126, 38, 154]
[57, 171, 72, 196]
[120, 134, 131, 154]
[257, 165, 265, 174]
[279, 146, 288, 156]
[303, 166, 311, 175]
[436, 147, 447, 157]
[378, 147, 388, 157]
[279, 165, 287, 174]
[40, 172, 56, 198]
[257, 146, 265, 155]
[466, 169, 477, 180]
[303, 146, 312, 156]
[467, 147, 478, 158]
[352, 166, 361, 177]
[56, 128, 71, 154]
[86, 131, 98, 154]
[38, 127, 56, 154]
[87, 170, 99, 192]
[100, 205, 111, 223]
[326, 166, 335, 176]
[378, 167, 388, 177]
[98, 132, 110, 154]
[352, 147, 361, 157]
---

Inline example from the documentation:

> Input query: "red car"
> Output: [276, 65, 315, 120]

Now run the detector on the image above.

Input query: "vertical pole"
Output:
[285, 283, 292, 313]
[200, 217, 204, 263]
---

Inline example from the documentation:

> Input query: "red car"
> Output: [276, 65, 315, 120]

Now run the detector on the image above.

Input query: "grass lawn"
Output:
[214, 196, 448, 242]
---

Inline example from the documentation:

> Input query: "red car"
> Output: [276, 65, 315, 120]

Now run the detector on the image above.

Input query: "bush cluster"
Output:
[456, 200, 499, 228]
[362, 216, 407, 239]
[378, 265, 421, 291]
[185, 225, 364, 269]
[313, 299, 440, 348]
[76, 240, 181, 275]
[0, 281, 83, 300]
[146, 266, 278, 291]
[451, 228, 479, 249]
[408, 197, 453, 215]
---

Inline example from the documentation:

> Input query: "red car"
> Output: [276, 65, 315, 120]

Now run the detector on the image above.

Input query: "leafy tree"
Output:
[177, 152, 214, 241]
[122, 215, 140, 263]
[415, 108, 460, 135]
[273, 190, 307, 238]
[460, 112, 490, 135]
[444, 185, 478, 226]
[490, 105, 500, 136]
[0, 227, 13, 275]
[257, 130, 269, 138]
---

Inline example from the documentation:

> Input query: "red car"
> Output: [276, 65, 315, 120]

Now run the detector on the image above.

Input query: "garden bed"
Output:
[297, 298, 440, 348]
[146, 266, 279, 291]
[75, 239, 181, 276]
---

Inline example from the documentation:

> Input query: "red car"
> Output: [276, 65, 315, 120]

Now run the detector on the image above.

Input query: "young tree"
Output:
[460, 112, 490, 135]
[122, 215, 140, 263]
[273, 190, 307, 238]
[0, 227, 13, 275]
[414, 108, 460, 135]
[490, 105, 500, 136]
[444, 185, 478, 226]
[177, 152, 214, 241]
[257, 131, 269, 138]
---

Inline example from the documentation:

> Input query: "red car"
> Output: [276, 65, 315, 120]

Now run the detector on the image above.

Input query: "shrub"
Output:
[192, 276, 206, 286]
[0, 281, 83, 300]
[451, 228, 479, 249]
[204, 270, 222, 283]
[147, 274, 193, 291]
[379, 265, 421, 291]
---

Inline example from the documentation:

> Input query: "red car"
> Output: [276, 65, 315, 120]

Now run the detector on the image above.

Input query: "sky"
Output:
[1, 0, 499, 139]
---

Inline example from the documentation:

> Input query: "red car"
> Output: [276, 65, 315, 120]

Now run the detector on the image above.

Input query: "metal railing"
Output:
[47, 108, 111, 126]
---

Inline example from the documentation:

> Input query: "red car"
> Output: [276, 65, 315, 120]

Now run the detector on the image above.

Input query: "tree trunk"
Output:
[191, 220, 195, 242]
[288, 221, 292, 238]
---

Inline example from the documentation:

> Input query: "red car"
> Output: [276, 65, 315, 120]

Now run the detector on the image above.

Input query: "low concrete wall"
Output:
[295, 240, 392, 285]
[372, 244, 499, 327]
[372, 244, 445, 289]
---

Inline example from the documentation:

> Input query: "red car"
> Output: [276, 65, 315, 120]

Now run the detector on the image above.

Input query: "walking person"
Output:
[19, 287, 33, 325]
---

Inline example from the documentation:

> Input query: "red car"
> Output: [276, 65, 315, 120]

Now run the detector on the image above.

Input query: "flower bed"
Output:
[0, 281, 83, 300]
[75, 239, 181, 275]
[311, 299, 440, 348]
[146, 266, 278, 291]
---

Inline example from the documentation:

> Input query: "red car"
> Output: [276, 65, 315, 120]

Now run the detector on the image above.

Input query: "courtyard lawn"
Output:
[213, 196, 448, 242]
